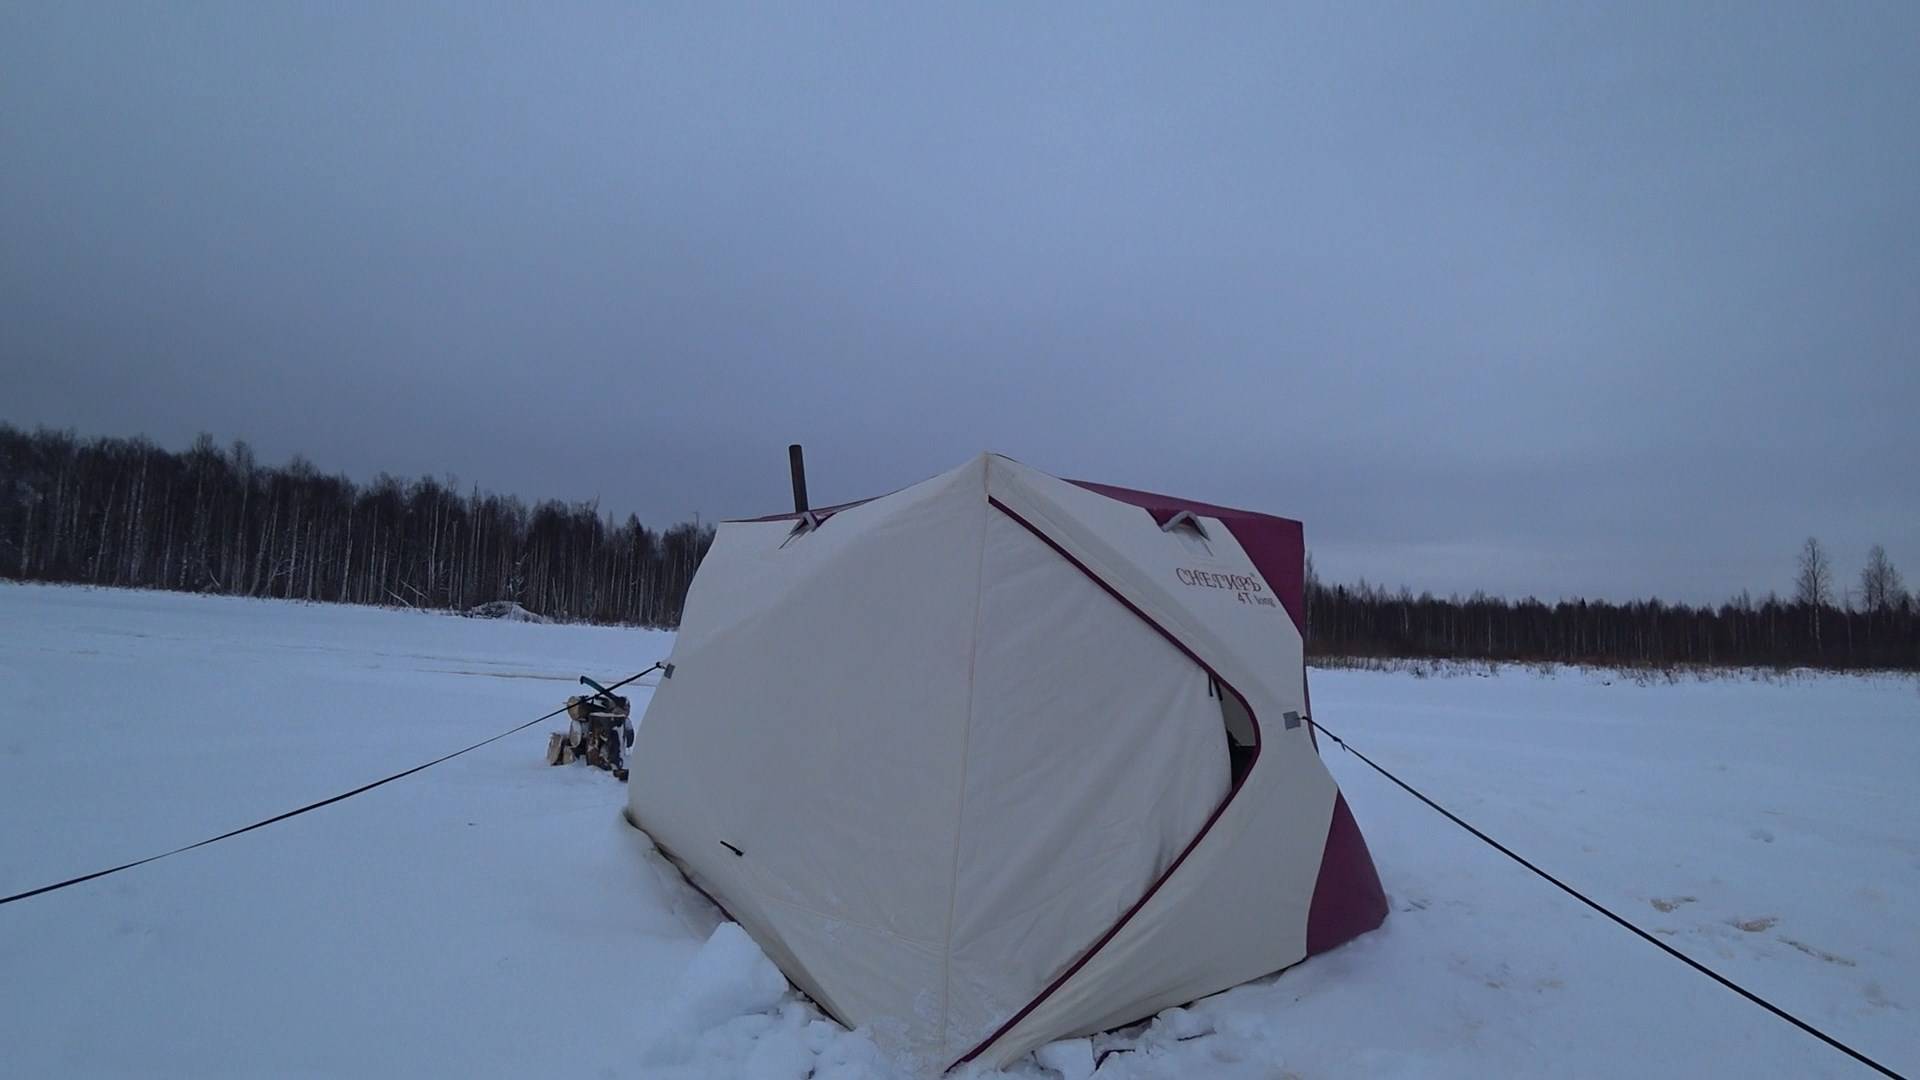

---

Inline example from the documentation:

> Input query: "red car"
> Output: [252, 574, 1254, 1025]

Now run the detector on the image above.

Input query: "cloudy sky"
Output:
[3, 3, 1914, 603]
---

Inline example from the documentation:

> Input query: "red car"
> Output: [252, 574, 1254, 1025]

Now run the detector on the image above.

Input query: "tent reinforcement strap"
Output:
[1308, 717, 1907, 1080]
[0, 663, 664, 909]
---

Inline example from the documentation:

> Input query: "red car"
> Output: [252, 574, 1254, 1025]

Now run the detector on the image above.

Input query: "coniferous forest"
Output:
[1, 424, 1913, 669]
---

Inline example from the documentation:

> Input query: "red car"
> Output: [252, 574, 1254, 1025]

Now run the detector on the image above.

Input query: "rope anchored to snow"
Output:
[1309, 717, 1908, 1080]
[0, 664, 664, 909]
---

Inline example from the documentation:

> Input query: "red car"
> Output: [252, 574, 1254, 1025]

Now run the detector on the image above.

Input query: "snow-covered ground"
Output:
[2, 582, 1914, 1078]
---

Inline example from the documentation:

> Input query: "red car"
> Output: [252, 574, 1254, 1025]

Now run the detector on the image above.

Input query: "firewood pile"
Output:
[547, 691, 633, 781]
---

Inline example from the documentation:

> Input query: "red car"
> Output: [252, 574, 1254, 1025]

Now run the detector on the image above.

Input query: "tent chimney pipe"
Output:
[788, 444, 809, 515]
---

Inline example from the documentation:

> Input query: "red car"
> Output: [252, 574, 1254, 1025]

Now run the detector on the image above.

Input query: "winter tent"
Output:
[627, 453, 1387, 1072]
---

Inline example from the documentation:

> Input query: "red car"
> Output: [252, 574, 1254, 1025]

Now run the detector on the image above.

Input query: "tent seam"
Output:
[936, 458, 992, 1057]
[951, 495, 1264, 1070]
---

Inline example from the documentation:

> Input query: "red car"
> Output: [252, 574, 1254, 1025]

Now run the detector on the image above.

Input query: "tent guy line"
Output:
[0, 664, 664, 909]
[1309, 717, 1908, 1080]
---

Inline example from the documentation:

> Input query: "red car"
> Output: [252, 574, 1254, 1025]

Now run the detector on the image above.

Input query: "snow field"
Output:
[1, 583, 1914, 1077]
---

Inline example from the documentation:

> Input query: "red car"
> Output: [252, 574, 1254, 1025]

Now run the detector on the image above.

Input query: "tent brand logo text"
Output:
[1175, 567, 1279, 608]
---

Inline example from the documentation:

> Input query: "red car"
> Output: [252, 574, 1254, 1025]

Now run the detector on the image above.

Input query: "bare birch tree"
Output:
[1795, 537, 1833, 607]
[1859, 544, 1905, 612]
[1794, 536, 1833, 652]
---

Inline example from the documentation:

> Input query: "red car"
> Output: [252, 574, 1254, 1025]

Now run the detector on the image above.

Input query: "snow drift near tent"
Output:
[626, 453, 1388, 1072]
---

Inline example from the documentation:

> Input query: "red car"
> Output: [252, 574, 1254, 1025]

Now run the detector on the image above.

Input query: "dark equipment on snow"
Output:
[548, 676, 634, 781]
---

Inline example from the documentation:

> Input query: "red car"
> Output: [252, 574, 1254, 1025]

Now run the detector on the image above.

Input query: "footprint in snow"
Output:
[1779, 937, 1856, 967]
[1863, 982, 1901, 1010]
[1747, 827, 1776, 843]
[1730, 916, 1779, 933]
[1648, 896, 1697, 913]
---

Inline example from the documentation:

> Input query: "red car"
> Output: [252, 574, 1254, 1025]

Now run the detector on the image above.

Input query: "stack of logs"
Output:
[547, 692, 632, 781]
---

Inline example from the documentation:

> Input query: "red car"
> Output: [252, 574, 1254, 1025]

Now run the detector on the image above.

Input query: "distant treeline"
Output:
[2, 424, 1914, 671]
[0, 426, 712, 626]
[1306, 567, 1918, 672]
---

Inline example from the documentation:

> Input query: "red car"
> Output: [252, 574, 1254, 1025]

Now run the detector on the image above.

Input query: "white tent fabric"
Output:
[628, 454, 1381, 1072]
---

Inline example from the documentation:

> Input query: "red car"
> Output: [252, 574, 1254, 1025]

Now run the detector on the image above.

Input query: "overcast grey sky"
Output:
[2, 2, 1914, 603]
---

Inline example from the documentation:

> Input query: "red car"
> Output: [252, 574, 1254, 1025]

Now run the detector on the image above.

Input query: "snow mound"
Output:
[1031, 1038, 1093, 1079]
[681, 923, 791, 1030]
[463, 600, 550, 622]
[637, 923, 904, 1078]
